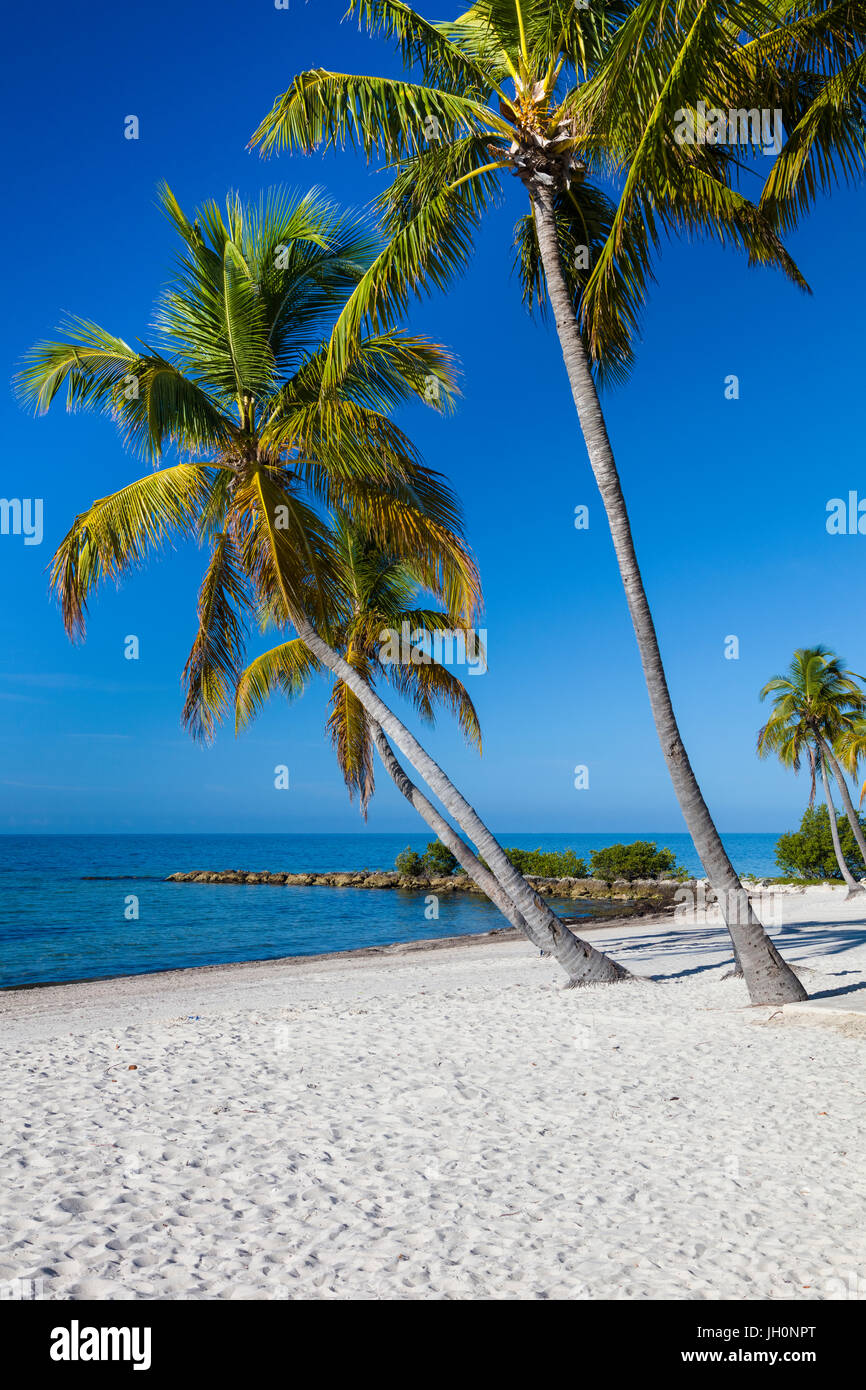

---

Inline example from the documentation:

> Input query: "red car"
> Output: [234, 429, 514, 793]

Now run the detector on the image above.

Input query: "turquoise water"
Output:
[0, 832, 781, 988]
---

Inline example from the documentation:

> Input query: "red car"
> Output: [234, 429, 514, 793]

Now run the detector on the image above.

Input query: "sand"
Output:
[2, 885, 865, 1301]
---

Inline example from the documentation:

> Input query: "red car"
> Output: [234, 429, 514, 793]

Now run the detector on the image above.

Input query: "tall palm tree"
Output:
[758, 646, 866, 892]
[234, 516, 568, 948]
[18, 183, 627, 986]
[244, 0, 866, 1001]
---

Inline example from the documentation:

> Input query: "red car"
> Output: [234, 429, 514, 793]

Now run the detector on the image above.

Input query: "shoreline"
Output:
[0, 909, 675, 1000]
[3, 878, 852, 997]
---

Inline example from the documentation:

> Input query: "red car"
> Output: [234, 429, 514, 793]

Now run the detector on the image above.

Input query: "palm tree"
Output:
[18, 182, 627, 986]
[759, 646, 866, 893]
[244, 0, 866, 1001]
[758, 696, 860, 892]
[234, 516, 569, 948]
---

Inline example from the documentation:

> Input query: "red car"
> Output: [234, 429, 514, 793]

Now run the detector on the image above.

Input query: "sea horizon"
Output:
[0, 828, 781, 834]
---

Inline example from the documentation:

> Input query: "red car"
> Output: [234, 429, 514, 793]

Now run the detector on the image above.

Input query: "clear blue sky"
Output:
[1, 0, 863, 835]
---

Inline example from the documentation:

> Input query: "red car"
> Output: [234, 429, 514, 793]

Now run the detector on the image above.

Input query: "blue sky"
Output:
[1, 0, 864, 835]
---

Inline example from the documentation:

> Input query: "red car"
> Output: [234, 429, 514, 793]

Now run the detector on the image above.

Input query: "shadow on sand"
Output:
[604, 916, 866, 986]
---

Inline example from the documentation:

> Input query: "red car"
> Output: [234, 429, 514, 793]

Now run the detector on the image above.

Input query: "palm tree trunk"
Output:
[294, 616, 629, 985]
[820, 751, 863, 894]
[370, 718, 546, 945]
[817, 734, 866, 876]
[530, 184, 806, 1005]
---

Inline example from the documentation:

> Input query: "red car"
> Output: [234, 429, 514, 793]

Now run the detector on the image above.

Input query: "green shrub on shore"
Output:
[422, 840, 459, 876]
[393, 841, 459, 876]
[393, 842, 588, 878]
[503, 847, 588, 878]
[590, 841, 682, 883]
[775, 805, 865, 881]
[393, 840, 687, 882]
[395, 847, 425, 877]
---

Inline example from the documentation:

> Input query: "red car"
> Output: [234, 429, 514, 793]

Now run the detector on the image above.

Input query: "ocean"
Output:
[0, 831, 782, 989]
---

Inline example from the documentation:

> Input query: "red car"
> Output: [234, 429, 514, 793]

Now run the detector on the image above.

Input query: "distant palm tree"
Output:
[758, 647, 866, 894]
[246, 0, 864, 1001]
[18, 183, 626, 986]
[234, 516, 550, 940]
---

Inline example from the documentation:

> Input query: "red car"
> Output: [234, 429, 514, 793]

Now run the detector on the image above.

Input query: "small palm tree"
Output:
[235, 517, 541, 935]
[758, 647, 866, 893]
[246, 0, 861, 1003]
[18, 183, 626, 986]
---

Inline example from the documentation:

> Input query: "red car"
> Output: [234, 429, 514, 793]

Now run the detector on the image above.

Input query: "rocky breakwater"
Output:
[164, 869, 690, 916]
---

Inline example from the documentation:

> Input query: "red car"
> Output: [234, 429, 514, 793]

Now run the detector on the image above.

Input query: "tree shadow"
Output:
[798, 981, 866, 1002]
[602, 919, 866, 984]
[765, 921, 866, 958]
[609, 925, 738, 980]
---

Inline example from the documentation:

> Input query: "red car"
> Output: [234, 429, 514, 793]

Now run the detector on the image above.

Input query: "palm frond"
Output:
[760, 50, 866, 230]
[231, 465, 339, 632]
[386, 654, 483, 749]
[235, 638, 323, 731]
[251, 69, 497, 160]
[182, 532, 254, 743]
[15, 318, 233, 460]
[264, 328, 459, 425]
[327, 657, 377, 815]
[347, 0, 506, 98]
[50, 464, 214, 638]
[323, 180, 491, 383]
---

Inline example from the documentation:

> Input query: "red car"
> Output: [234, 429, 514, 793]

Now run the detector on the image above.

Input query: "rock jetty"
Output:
[164, 868, 691, 911]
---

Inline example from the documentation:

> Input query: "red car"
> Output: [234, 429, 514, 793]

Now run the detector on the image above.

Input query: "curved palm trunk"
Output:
[819, 752, 863, 894]
[817, 734, 866, 875]
[530, 185, 806, 1005]
[294, 616, 629, 985]
[370, 719, 547, 946]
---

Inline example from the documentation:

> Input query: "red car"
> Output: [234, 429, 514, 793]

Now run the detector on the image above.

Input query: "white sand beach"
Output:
[2, 885, 866, 1302]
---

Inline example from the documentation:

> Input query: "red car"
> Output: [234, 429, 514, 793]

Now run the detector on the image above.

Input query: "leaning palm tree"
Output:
[233, 515, 558, 942]
[758, 646, 866, 892]
[244, 0, 866, 1001]
[17, 182, 626, 986]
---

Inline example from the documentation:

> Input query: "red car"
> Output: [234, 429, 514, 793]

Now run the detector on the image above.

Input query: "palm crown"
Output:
[251, 0, 864, 384]
[17, 183, 482, 741]
[758, 645, 866, 794]
[236, 516, 482, 813]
